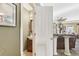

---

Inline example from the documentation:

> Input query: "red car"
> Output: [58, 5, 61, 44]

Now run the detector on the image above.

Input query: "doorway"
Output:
[21, 3, 35, 56]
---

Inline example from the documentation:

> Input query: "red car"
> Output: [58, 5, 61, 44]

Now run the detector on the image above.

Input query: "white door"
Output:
[34, 6, 53, 56]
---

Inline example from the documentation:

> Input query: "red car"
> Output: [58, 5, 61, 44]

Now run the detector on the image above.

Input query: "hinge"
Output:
[34, 53, 36, 56]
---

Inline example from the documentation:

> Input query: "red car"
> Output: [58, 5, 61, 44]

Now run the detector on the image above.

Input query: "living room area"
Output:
[53, 3, 79, 56]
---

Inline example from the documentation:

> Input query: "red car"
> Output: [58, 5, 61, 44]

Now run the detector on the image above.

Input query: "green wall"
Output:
[0, 4, 20, 56]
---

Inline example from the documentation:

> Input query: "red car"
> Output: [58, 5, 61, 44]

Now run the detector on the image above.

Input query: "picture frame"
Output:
[0, 3, 16, 27]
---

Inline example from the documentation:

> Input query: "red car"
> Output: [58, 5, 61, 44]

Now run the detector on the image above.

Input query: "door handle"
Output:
[34, 33, 36, 36]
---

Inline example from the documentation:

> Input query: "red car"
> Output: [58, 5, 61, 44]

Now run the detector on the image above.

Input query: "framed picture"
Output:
[0, 3, 16, 26]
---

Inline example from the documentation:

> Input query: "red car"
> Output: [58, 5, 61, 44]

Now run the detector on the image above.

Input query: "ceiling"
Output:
[53, 3, 79, 21]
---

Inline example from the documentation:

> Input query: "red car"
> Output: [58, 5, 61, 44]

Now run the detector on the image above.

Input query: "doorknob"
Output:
[34, 33, 36, 36]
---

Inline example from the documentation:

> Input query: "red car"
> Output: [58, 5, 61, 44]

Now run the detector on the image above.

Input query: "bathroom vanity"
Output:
[53, 34, 78, 55]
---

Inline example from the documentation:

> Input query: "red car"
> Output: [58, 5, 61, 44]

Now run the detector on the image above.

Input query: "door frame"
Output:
[20, 3, 36, 56]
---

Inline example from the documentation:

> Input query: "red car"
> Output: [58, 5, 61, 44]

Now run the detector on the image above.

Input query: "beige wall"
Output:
[0, 4, 20, 56]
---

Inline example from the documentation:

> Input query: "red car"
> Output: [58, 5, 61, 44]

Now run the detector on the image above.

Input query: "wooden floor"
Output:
[23, 50, 32, 56]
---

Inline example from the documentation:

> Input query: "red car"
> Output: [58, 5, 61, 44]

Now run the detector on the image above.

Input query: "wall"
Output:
[21, 5, 30, 50]
[0, 4, 20, 56]
[35, 5, 53, 56]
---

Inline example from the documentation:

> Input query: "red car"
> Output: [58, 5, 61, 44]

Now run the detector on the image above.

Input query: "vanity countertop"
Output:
[53, 33, 79, 36]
